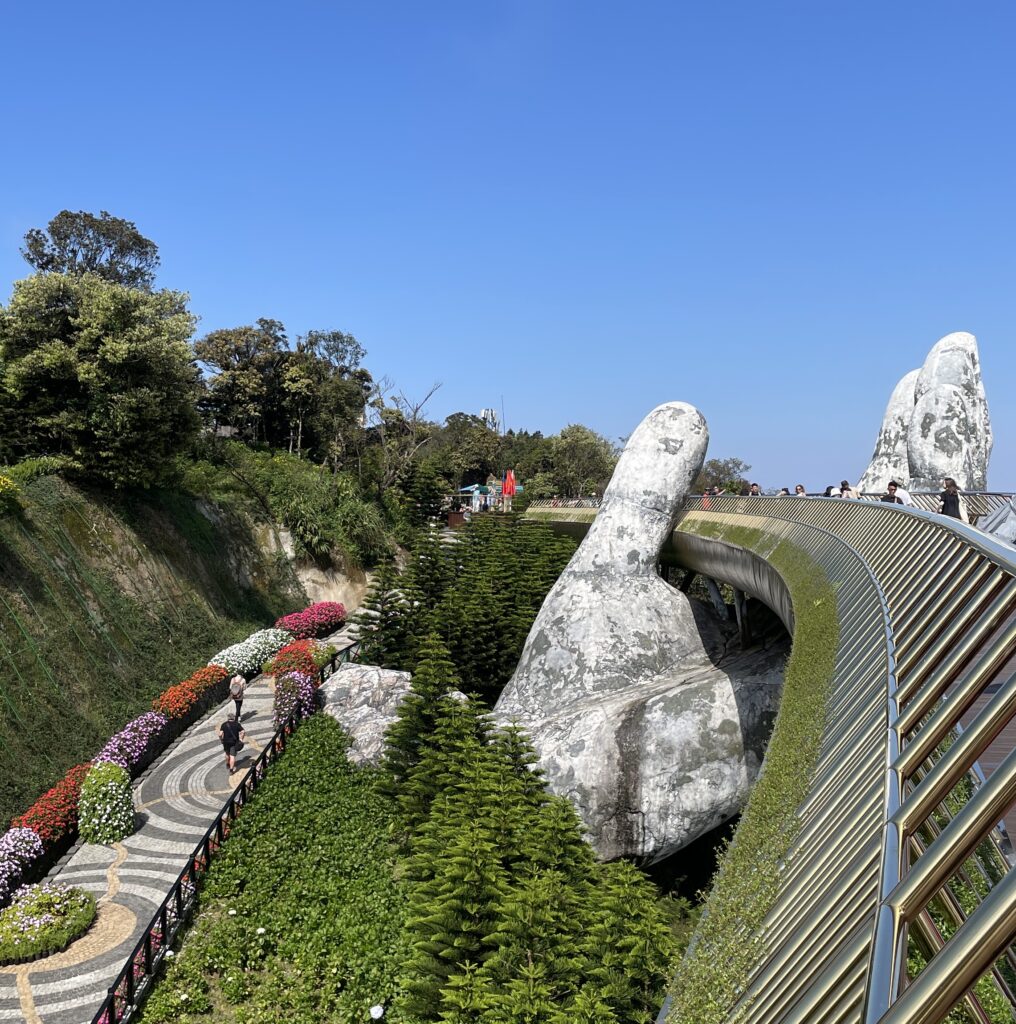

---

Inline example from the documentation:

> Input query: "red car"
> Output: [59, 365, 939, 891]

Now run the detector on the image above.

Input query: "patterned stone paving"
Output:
[0, 680, 278, 1023]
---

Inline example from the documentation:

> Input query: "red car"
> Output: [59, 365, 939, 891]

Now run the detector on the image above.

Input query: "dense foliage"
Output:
[356, 516, 576, 701]
[137, 715, 405, 1024]
[0, 881, 96, 964]
[78, 762, 135, 844]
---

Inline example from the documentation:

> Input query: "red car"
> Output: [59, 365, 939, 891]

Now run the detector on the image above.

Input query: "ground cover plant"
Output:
[136, 714, 406, 1024]
[664, 519, 839, 1024]
[0, 882, 96, 964]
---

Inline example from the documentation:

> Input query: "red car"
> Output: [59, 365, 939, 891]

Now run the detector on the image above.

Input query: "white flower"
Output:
[370, 1006, 384, 1019]
[228, 909, 237, 916]
[256, 927, 266, 935]
[165, 949, 175, 958]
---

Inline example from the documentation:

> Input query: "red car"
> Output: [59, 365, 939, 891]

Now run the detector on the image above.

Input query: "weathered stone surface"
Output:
[980, 497, 1016, 548]
[908, 332, 992, 491]
[857, 369, 919, 492]
[496, 401, 788, 863]
[858, 333, 992, 492]
[319, 663, 412, 765]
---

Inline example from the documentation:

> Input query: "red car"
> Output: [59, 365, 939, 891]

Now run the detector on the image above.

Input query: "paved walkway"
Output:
[0, 674, 282, 1024]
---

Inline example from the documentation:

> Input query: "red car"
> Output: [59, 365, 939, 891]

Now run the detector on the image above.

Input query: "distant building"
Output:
[479, 407, 500, 432]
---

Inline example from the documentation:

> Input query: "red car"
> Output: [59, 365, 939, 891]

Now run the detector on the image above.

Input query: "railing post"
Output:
[106, 988, 118, 1024]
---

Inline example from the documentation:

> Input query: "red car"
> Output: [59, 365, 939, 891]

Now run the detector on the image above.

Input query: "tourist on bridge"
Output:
[794, 484, 808, 497]
[217, 713, 246, 772]
[880, 482, 905, 504]
[893, 482, 915, 506]
[840, 480, 858, 499]
[939, 478, 968, 521]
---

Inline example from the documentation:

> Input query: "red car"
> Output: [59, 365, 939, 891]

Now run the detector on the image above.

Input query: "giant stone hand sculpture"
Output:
[496, 402, 786, 863]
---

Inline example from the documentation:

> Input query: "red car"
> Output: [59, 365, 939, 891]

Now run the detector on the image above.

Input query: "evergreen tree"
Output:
[480, 870, 590, 1021]
[437, 962, 495, 1022]
[380, 633, 462, 797]
[353, 558, 407, 667]
[582, 860, 677, 1023]
[552, 987, 620, 1024]
[397, 825, 508, 1021]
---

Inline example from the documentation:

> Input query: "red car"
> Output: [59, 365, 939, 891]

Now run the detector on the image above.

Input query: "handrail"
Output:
[529, 495, 1016, 1023]
[91, 639, 359, 1024]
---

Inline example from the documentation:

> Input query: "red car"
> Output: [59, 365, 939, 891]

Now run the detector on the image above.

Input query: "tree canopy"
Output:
[0, 273, 199, 487]
[21, 210, 160, 291]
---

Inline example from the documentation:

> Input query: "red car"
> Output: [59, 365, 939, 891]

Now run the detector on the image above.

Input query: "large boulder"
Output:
[857, 332, 992, 492]
[496, 401, 786, 863]
[319, 663, 412, 765]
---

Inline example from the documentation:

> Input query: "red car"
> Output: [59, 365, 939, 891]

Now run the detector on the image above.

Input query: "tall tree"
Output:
[21, 210, 160, 290]
[550, 425, 617, 497]
[0, 273, 199, 487]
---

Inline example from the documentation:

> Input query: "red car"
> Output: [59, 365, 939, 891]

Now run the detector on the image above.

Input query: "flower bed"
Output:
[0, 882, 96, 965]
[273, 672, 316, 727]
[10, 763, 92, 852]
[274, 601, 346, 639]
[79, 763, 136, 844]
[96, 712, 169, 773]
[151, 665, 228, 721]
[263, 638, 337, 679]
[210, 629, 293, 677]
[0, 829, 44, 908]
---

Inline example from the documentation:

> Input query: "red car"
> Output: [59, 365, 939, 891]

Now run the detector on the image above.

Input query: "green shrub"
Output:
[78, 762, 135, 844]
[3, 455, 80, 484]
[0, 882, 96, 964]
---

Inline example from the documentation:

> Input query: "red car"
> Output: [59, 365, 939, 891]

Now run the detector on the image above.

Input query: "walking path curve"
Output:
[0, 668, 286, 1024]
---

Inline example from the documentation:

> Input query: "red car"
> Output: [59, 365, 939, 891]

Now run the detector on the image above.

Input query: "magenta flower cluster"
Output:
[94, 712, 170, 774]
[273, 671, 317, 727]
[274, 601, 346, 640]
[0, 829, 45, 907]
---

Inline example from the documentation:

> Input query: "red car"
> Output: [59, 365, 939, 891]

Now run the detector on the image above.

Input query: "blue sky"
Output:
[2, 2, 1014, 489]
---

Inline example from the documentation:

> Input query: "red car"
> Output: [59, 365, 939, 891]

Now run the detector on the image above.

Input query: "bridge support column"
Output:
[733, 587, 751, 645]
[703, 578, 729, 620]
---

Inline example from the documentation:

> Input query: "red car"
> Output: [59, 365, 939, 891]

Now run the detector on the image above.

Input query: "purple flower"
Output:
[273, 671, 316, 727]
[95, 712, 169, 774]
[0, 829, 44, 907]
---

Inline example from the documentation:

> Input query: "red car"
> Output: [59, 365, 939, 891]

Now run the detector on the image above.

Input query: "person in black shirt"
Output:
[939, 477, 963, 520]
[880, 482, 904, 504]
[217, 713, 246, 772]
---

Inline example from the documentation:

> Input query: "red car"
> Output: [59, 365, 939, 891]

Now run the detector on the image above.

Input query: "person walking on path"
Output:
[229, 673, 246, 720]
[217, 713, 245, 772]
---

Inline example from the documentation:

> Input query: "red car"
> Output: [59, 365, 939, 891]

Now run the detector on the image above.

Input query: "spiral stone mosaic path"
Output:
[0, 680, 278, 1024]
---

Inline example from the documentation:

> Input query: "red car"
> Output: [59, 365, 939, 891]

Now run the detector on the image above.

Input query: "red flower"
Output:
[12, 763, 93, 849]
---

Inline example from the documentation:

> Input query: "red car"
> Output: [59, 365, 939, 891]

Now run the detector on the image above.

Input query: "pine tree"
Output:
[353, 558, 407, 668]
[582, 859, 677, 1023]
[523, 795, 599, 883]
[380, 633, 463, 797]
[397, 825, 508, 1021]
[552, 986, 620, 1024]
[480, 870, 589, 1020]
[437, 962, 496, 1023]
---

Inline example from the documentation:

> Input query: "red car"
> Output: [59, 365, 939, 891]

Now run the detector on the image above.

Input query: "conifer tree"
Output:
[553, 986, 620, 1024]
[480, 870, 589, 1020]
[353, 558, 407, 667]
[380, 633, 462, 797]
[437, 962, 495, 1022]
[523, 795, 599, 882]
[397, 824, 508, 1021]
[582, 859, 677, 1023]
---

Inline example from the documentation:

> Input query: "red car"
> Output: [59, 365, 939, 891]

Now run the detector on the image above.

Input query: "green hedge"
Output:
[666, 518, 839, 1024]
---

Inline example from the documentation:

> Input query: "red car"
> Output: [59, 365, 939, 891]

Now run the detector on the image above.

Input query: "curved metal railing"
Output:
[527, 495, 1016, 1024]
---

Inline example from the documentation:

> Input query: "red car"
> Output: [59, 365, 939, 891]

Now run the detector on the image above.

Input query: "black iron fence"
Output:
[92, 639, 359, 1024]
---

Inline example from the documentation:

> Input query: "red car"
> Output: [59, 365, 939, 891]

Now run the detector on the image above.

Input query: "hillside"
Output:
[0, 475, 357, 824]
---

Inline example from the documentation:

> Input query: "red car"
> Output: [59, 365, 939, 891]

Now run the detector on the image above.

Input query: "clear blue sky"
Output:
[2, 1, 1014, 490]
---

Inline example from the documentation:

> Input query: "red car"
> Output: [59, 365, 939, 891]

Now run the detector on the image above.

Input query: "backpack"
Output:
[229, 677, 244, 698]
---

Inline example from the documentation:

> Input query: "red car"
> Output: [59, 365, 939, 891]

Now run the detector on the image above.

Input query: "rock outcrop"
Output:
[319, 663, 413, 765]
[858, 332, 992, 492]
[980, 497, 1016, 548]
[495, 401, 786, 864]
